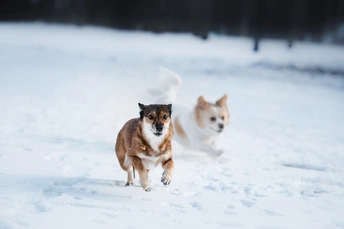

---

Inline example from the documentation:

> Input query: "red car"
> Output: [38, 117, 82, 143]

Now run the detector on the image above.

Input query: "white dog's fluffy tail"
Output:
[149, 67, 182, 103]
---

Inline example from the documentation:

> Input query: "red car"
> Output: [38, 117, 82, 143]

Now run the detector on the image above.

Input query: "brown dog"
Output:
[115, 103, 174, 191]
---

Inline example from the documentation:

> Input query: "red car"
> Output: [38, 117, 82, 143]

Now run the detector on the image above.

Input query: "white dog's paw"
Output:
[199, 144, 224, 157]
[161, 171, 172, 186]
[213, 149, 224, 157]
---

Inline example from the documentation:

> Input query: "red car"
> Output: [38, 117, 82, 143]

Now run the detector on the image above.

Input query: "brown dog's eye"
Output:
[148, 115, 154, 120]
[163, 115, 168, 120]
[221, 116, 225, 120]
[210, 117, 216, 122]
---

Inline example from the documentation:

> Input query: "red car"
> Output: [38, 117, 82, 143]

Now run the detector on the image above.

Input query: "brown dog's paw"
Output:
[144, 187, 151, 192]
[125, 181, 134, 186]
[161, 171, 172, 186]
[215, 149, 224, 157]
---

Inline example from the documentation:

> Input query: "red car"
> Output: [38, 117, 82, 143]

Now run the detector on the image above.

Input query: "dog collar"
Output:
[140, 145, 147, 151]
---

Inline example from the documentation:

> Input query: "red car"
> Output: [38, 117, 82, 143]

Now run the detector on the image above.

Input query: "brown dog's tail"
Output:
[133, 165, 136, 179]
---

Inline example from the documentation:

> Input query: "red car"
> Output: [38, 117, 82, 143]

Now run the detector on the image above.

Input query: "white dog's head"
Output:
[194, 94, 229, 136]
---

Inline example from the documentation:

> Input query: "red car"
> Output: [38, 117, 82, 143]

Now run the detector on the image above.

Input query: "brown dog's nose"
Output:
[219, 123, 224, 129]
[156, 124, 163, 132]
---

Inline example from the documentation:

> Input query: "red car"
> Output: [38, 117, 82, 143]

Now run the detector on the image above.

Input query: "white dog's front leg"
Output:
[197, 142, 224, 157]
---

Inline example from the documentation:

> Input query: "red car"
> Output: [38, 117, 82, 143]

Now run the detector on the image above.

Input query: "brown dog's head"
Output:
[194, 94, 229, 136]
[138, 103, 172, 137]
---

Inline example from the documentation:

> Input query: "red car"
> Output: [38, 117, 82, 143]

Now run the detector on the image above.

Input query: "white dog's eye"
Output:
[221, 116, 225, 120]
[148, 115, 154, 120]
[210, 117, 216, 122]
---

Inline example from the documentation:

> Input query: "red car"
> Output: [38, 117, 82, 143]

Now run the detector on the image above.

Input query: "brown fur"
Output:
[115, 103, 174, 191]
[195, 96, 208, 128]
[216, 94, 230, 125]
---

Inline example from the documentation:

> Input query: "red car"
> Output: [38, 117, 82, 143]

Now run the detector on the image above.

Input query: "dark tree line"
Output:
[1, 0, 344, 50]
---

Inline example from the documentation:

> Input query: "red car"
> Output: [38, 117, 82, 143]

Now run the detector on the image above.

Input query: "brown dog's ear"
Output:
[138, 103, 146, 119]
[216, 94, 227, 107]
[167, 104, 172, 115]
[138, 103, 146, 110]
[197, 96, 209, 110]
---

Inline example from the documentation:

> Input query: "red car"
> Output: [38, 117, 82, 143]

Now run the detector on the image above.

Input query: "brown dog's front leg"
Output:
[161, 158, 174, 185]
[129, 155, 150, 191]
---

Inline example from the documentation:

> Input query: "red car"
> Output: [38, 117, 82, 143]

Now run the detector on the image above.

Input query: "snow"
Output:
[1, 22, 344, 229]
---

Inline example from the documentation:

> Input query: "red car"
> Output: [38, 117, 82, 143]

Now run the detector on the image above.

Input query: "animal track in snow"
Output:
[224, 204, 238, 215]
[189, 201, 202, 211]
[93, 219, 107, 225]
[282, 163, 332, 172]
[169, 203, 188, 213]
[203, 183, 218, 191]
[239, 199, 255, 208]
[43, 187, 63, 198]
[101, 212, 118, 219]
[263, 209, 283, 216]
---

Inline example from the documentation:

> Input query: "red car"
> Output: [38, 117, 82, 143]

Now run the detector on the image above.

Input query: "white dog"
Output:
[150, 67, 230, 156]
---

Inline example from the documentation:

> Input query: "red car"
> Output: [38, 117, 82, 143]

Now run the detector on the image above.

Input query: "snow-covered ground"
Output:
[0, 22, 344, 229]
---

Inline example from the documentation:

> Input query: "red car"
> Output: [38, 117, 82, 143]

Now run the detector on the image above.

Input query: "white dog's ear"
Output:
[197, 96, 209, 109]
[216, 94, 227, 107]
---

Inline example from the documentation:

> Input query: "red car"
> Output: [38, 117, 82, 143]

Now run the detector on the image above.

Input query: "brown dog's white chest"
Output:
[138, 152, 170, 169]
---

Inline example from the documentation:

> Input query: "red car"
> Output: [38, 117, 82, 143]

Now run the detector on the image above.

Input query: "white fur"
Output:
[142, 119, 169, 152]
[124, 154, 132, 168]
[176, 109, 221, 155]
[150, 67, 225, 156]
[138, 153, 170, 169]
[149, 67, 182, 103]
[201, 106, 225, 136]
